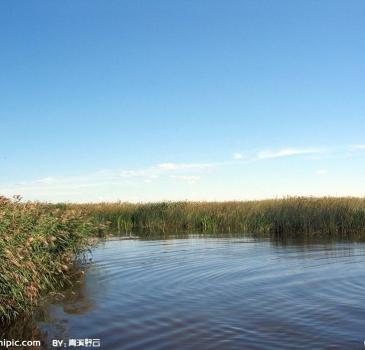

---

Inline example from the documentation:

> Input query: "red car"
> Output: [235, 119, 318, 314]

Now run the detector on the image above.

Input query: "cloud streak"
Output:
[349, 144, 365, 152]
[315, 169, 328, 176]
[170, 175, 201, 184]
[258, 147, 324, 159]
[0, 161, 212, 201]
[233, 153, 243, 160]
[157, 162, 213, 170]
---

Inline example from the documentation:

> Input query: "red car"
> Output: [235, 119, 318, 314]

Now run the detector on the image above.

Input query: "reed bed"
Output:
[0, 196, 102, 323]
[72, 197, 365, 237]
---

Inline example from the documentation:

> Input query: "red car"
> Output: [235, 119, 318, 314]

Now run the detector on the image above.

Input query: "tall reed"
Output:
[0, 196, 101, 323]
[72, 197, 365, 237]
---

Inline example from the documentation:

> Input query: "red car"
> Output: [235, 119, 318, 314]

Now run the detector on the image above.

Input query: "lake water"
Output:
[4, 236, 365, 349]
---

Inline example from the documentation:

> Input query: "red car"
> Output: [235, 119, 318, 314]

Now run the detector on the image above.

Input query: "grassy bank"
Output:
[0, 196, 101, 323]
[72, 197, 365, 237]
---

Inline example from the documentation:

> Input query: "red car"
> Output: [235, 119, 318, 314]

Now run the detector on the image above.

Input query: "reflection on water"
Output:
[1, 270, 95, 350]
[4, 235, 365, 349]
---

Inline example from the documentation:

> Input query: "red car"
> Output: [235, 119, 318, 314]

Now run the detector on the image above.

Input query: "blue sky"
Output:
[0, 0, 364, 202]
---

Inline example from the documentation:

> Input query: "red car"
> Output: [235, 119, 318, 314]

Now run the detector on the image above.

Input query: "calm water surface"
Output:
[9, 236, 365, 349]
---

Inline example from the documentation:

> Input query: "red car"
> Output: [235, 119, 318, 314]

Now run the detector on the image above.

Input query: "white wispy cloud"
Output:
[35, 176, 57, 184]
[349, 144, 365, 152]
[170, 175, 201, 184]
[2, 145, 355, 202]
[119, 169, 149, 178]
[258, 147, 323, 159]
[315, 169, 328, 176]
[0, 161, 211, 201]
[157, 162, 213, 170]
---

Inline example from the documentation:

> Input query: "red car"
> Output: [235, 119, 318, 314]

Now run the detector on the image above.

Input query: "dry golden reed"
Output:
[0, 196, 102, 323]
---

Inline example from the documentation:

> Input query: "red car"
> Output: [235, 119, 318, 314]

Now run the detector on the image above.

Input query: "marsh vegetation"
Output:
[0, 196, 101, 323]
[72, 197, 365, 237]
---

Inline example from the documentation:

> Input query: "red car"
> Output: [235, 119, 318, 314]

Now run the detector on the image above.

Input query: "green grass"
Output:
[71, 197, 365, 237]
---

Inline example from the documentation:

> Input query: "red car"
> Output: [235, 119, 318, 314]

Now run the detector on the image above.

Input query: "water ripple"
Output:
[35, 237, 365, 349]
